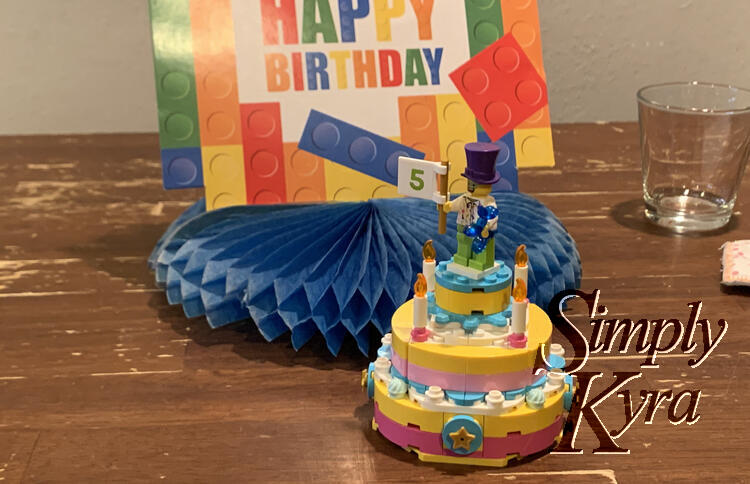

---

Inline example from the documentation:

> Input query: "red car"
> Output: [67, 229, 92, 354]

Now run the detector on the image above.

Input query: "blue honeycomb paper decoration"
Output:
[148, 192, 581, 356]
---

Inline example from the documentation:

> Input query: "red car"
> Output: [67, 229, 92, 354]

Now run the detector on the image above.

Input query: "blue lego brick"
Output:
[478, 131, 518, 192]
[298, 109, 424, 184]
[547, 354, 566, 370]
[160, 147, 203, 189]
[435, 259, 511, 293]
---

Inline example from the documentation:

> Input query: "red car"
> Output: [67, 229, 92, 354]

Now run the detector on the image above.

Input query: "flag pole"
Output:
[437, 160, 449, 234]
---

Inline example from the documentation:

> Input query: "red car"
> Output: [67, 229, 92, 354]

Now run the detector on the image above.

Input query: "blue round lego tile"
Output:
[442, 415, 483, 455]
[435, 313, 450, 324]
[464, 317, 480, 332]
[547, 354, 565, 370]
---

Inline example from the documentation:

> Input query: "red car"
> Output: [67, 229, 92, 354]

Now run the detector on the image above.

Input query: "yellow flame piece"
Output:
[515, 244, 528, 267]
[414, 273, 427, 297]
[422, 240, 435, 261]
[512, 278, 527, 302]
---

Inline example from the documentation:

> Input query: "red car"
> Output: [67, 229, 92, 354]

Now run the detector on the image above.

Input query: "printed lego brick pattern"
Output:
[298, 109, 424, 186]
[463, 0, 503, 58]
[283, 143, 327, 202]
[450, 33, 548, 142]
[501, 0, 545, 78]
[322, 136, 404, 201]
[435, 94, 477, 195]
[398, 96, 440, 161]
[517, 104, 551, 130]
[239, 103, 287, 204]
[190, 0, 242, 147]
[513, 126, 555, 168]
[149, 0, 201, 150]
[202, 145, 246, 210]
[477, 131, 518, 192]
[161, 147, 204, 189]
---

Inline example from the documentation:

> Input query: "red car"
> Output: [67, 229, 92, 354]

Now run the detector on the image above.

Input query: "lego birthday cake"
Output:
[362, 143, 575, 467]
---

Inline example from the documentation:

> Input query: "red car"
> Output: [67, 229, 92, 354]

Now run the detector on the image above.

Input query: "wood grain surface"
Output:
[1, 124, 748, 483]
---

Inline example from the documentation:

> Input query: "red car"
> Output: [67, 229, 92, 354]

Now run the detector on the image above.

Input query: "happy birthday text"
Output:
[260, 0, 444, 91]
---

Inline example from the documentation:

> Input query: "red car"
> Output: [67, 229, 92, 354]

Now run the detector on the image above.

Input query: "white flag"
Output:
[397, 156, 447, 203]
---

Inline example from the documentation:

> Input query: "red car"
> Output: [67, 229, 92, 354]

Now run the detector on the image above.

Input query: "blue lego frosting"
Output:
[377, 344, 392, 359]
[428, 292, 510, 333]
[435, 259, 512, 293]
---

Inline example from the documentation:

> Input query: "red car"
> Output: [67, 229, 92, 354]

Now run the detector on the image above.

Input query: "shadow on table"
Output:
[149, 291, 371, 370]
[610, 198, 738, 237]
[66, 222, 168, 286]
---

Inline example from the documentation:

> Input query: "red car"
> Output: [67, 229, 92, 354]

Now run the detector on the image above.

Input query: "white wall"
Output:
[1, 0, 749, 135]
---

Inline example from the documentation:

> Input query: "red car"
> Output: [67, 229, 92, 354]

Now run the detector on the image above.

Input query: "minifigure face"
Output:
[467, 180, 477, 193]
[469, 182, 492, 197]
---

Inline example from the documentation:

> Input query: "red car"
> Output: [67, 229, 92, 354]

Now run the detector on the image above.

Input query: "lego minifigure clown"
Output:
[443, 143, 501, 272]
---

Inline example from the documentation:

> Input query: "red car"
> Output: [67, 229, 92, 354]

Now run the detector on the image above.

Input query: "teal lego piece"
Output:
[526, 388, 546, 409]
[563, 374, 574, 411]
[409, 380, 429, 394]
[463, 0, 503, 58]
[547, 354, 565, 370]
[435, 259, 511, 293]
[388, 378, 408, 398]
[149, 0, 201, 149]
[366, 362, 375, 399]
[442, 415, 483, 455]
[446, 391, 485, 406]
[504, 374, 547, 399]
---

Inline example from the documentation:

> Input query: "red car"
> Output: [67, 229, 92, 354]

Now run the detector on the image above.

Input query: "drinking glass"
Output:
[638, 81, 750, 232]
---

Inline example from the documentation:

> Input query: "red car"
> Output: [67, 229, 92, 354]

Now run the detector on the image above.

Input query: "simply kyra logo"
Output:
[545, 289, 728, 454]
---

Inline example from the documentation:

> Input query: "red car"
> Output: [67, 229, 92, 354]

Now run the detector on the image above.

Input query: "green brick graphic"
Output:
[149, 0, 201, 149]
[464, 0, 504, 58]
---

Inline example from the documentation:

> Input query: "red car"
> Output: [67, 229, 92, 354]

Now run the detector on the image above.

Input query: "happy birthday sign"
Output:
[149, 0, 556, 208]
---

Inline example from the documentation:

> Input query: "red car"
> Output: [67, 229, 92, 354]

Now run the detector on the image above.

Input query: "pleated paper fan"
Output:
[149, 192, 581, 355]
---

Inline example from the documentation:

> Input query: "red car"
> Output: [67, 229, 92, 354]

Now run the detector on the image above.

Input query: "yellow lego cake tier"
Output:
[434, 283, 510, 315]
[390, 300, 552, 375]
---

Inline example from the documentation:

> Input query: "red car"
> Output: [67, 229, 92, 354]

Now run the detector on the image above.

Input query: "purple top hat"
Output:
[461, 142, 500, 185]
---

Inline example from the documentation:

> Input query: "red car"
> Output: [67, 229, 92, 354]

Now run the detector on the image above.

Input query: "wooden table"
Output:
[2, 124, 748, 483]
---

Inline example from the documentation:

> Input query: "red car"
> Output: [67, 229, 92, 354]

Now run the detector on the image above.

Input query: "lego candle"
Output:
[514, 244, 529, 290]
[509, 278, 528, 348]
[411, 274, 430, 342]
[422, 240, 436, 292]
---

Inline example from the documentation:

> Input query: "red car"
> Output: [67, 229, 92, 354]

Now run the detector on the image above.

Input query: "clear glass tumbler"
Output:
[638, 82, 750, 232]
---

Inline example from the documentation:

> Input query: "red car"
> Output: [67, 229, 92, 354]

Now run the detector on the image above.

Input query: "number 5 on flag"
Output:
[397, 156, 448, 203]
